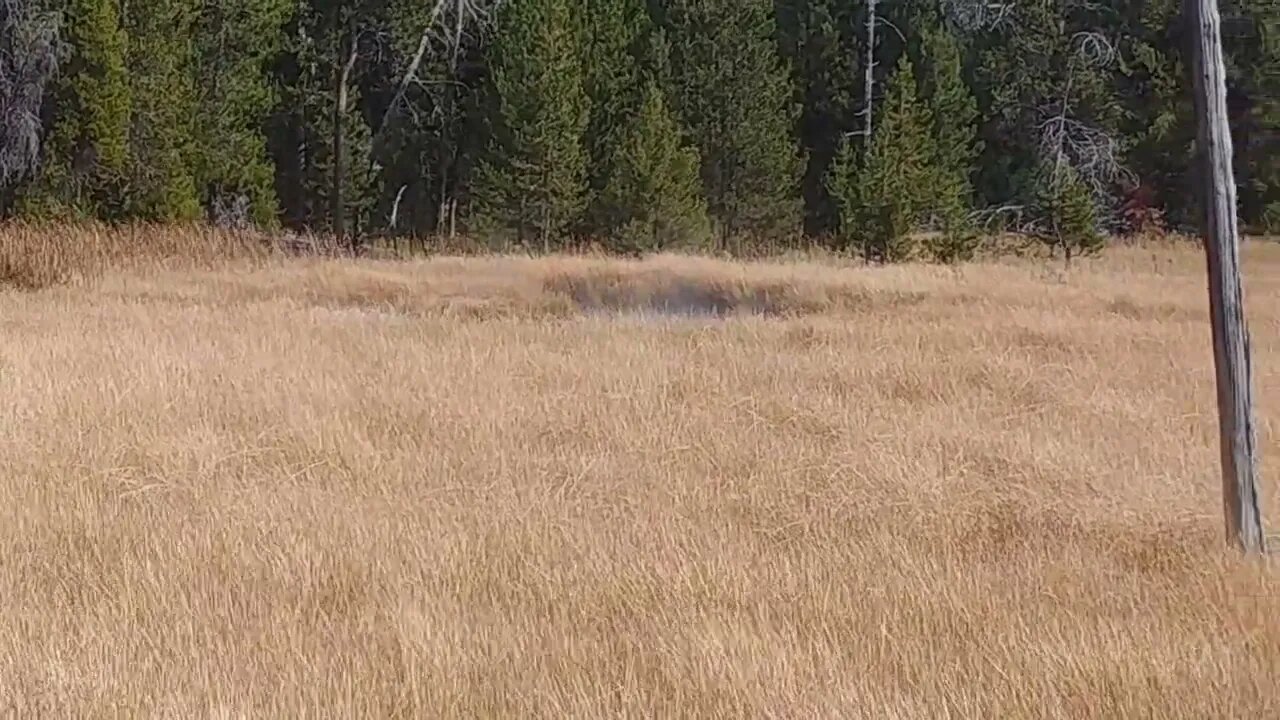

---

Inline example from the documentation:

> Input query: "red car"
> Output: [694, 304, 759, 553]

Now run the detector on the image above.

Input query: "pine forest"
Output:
[1, 0, 1277, 261]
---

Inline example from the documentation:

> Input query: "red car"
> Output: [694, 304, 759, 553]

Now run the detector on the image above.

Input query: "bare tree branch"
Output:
[1071, 30, 1116, 68]
[1035, 26, 1131, 220]
[1039, 116, 1131, 191]
[365, 0, 504, 235]
[941, 0, 1017, 33]
[375, 0, 449, 137]
[374, 0, 504, 139]
[0, 0, 61, 187]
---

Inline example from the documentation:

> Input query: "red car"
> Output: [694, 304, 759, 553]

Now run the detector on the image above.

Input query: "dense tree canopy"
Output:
[0, 0, 1276, 259]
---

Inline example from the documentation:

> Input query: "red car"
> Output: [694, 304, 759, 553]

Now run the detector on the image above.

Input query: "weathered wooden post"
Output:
[1186, 0, 1266, 553]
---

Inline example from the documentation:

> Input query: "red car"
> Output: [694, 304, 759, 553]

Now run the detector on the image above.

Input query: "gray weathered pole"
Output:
[1186, 0, 1266, 553]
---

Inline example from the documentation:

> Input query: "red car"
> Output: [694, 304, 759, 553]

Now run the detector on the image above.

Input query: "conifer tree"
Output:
[272, 1, 373, 235]
[194, 0, 292, 227]
[828, 55, 935, 262]
[974, 0, 1123, 218]
[775, 0, 858, 237]
[580, 0, 648, 233]
[1033, 161, 1102, 267]
[473, 0, 589, 250]
[662, 0, 802, 247]
[641, 26, 677, 101]
[920, 25, 980, 263]
[1242, 0, 1280, 232]
[2, 0, 1276, 244]
[601, 81, 710, 252]
[24, 0, 131, 217]
[122, 0, 201, 221]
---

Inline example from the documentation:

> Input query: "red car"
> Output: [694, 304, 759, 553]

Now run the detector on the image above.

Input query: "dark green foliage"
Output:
[829, 56, 936, 262]
[601, 81, 710, 252]
[1033, 161, 1103, 264]
[62, 0, 129, 174]
[3, 0, 1278, 256]
[122, 0, 201, 221]
[920, 24, 980, 262]
[580, 0, 649, 234]
[193, 0, 292, 227]
[661, 0, 802, 245]
[1112, 0, 1196, 229]
[272, 0, 373, 235]
[775, 0, 858, 237]
[25, 0, 131, 217]
[472, 0, 589, 249]
[972, 0, 1124, 215]
[1239, 0, 1280, 233]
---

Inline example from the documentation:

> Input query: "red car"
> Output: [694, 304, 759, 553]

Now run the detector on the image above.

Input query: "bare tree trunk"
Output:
[1050, 71, 1076, 183]
[437, 182, 450, 235]
[332, 26, 358, 249]
[541, 200, 550, 254]
[0, 0, 61, 188]
[436, 1, 467, 235]
[390, 184, 408, 230]
[366, 0, 501, 239]
[374, 0, 448, 140]
[517, 196, 526, 248]
[862, 0, 878, 157]
[372, 0, 500, 144]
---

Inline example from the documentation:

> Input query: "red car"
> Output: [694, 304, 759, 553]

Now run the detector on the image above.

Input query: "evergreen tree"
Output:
[1114, 0, 1195, 229]
[1239, 0, 1280, 232]
[920, 24, 980, 262]
[643, 26, 674, 95]
[122, 0, 201, 221]
[601, 81, 710, 252]
[23, 0, 131, 218]
[272, 0, 374, 234]
[972, 0, 1123, 215]
[775, 0, 858, 237]
[194, 0, 292, 227]
[1033, 161, 1102, 266]
[662, 0, 802, 247]
[580, 0, 648, 234]
[473, 0, 589, 250]
[828, 55, 935, 263]
[1, 0, 1277, 249]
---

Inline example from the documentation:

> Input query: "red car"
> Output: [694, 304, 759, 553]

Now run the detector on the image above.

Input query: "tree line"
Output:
[0, 0, 1277, 261]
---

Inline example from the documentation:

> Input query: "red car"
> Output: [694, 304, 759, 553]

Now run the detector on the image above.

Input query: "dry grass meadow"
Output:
[1, 224, 1279, 717]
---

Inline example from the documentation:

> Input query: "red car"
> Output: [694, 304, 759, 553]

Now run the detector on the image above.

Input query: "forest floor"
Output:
[1, 231, 1278, 716]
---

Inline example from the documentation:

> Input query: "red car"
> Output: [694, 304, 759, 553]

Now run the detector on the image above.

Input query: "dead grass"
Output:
[0, 221, 276, 289]
[1, 227, 1279, 717]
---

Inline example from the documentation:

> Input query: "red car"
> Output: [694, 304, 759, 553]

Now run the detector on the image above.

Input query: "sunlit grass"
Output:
[0, 225, 1277, 716]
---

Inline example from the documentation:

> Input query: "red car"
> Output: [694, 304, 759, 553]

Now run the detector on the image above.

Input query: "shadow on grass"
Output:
[542, 267, 930, 319]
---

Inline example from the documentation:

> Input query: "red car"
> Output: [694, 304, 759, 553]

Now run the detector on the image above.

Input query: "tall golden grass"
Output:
[0, 222, 277, 289]
[0, 225, 1278, 717]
